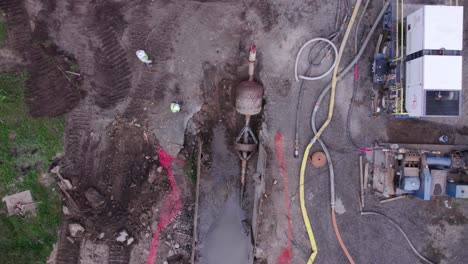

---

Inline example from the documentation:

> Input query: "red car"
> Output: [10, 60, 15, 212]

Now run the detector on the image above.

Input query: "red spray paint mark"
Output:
[354, 65, 359, 81]
[358, 148, 373, 153]
[274, 132, 292, 264]
[147, 149, 183, 264]
[278, 249, 291, 264]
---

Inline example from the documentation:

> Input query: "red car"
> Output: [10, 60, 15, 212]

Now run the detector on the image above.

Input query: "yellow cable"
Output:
[396, 0, 399, 57]
[299, 144, 317, 263]
[299, 1, 362, 263]
[401, 0, 404, 113]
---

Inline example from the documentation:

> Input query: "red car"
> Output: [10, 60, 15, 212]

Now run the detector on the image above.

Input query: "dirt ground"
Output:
[1, 0, 468, 263]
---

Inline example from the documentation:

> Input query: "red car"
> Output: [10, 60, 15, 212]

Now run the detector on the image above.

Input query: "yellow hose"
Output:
[392, 0, 404, 62]
[299, 1, 362, 263]
[396, 0, 399, 58]
[299, 144, 317, 263]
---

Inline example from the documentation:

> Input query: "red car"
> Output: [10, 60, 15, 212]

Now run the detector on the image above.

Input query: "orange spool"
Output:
[310, 152, 327, 168]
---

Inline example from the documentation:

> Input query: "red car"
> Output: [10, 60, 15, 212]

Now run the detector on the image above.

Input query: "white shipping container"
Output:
[404, 5, 463, 117]
[406, 5, 463, 55]
[405, 56, 462, 117]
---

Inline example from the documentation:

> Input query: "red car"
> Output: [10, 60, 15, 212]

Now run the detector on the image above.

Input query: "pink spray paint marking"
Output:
[354, 65, 359, 81]
[274, 133, 292, 264]
[147, 149, 183, 264]
[358, 148, 373, 153]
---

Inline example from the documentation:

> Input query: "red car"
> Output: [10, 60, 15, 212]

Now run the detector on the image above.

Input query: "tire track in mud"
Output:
[121, 7, 190, 263]
[109, 242, 130, 264]
[61, 1, 132, 192]
[0, 0, 32, 56]
[24, 50, 81, 117]
[58, 2, 148, 264]
[55, 220, 80, 264]
[60, 0, 124, 181]
[88, 3, 132, 109]
[123, 2, 183, 119]
[100, 122, 158, 264]
[72, 3, 148, 247]
[62, 117, 159, 264]
[0, 0, 81, 117]
[62, 105, 92, 178]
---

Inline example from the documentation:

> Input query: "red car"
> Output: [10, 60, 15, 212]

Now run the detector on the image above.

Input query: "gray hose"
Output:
[354, 0, 371, 54]
[310, 1, 390, 207]
[317, 138, 336, 207]
[311, 1, 390, 137]
[361, 211, 435, 264]
[294, 38, 338, 81]
[347, 0, 371, 149]
[294, 0, 349, 158]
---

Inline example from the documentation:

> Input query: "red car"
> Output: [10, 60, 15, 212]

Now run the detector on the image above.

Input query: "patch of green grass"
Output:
[183, 152, 197, 184]
[0, 72, 63, 263]
[69, 62, 78, 73]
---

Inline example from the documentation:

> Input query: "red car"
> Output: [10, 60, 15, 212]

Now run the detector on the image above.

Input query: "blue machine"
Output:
[426, 155, 452, 167]
[413, 154, 452, 200]
[372, 53, 388, 83]
[447, 182, 468, 199]
[414, 159, 431, 200]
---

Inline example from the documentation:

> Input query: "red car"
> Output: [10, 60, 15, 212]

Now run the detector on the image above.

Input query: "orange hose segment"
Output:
[331, 209, 355, 264]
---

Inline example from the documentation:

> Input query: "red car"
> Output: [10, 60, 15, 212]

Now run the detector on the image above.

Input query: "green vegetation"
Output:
[0, 13, 6, 48]
[183, 151, 197, 184]
[0, 72, 63, 264]
[69, 62, 79, 73]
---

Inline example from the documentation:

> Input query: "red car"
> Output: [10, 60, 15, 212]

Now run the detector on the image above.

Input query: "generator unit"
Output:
[404, 5, 463, 117]
[373, 4, 464, 117]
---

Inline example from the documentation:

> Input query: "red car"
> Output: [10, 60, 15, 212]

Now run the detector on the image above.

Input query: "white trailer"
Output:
[404, 5, 463, 117]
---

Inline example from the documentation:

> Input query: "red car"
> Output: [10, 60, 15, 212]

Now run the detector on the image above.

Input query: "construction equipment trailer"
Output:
[372, 2, 463, 118]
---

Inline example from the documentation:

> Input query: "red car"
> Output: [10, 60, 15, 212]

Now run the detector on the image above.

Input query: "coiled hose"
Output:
[299, 1, 363, 263]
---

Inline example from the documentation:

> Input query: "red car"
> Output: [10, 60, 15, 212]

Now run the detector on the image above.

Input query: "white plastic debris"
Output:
[62, 179, 73, 190]
[148, 168, 158, 184]
[62, 206, 70, 215]
[116, 229, 129, 242]
[66, 236, 75, 244]
[69, 223, 85, 237]
[170, 102, 181, 113]
[50, 166, 73, 190]
[444, 200, 452, 209]
[136, 50, 152, 66]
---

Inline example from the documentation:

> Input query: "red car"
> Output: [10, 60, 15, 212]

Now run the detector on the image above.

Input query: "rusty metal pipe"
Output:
[235, 44, 263, 202]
